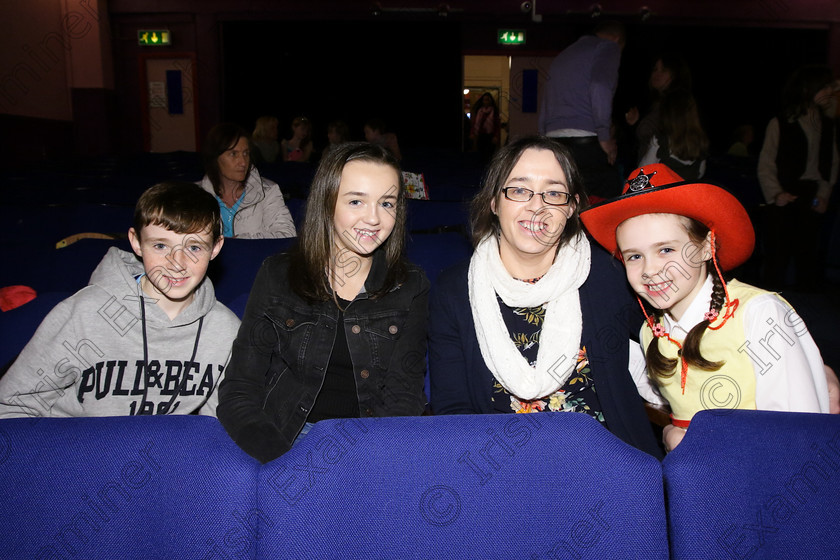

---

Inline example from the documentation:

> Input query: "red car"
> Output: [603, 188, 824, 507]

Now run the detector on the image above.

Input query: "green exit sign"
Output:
[498, 29, 526, 45]
[138, 30, 171, 46]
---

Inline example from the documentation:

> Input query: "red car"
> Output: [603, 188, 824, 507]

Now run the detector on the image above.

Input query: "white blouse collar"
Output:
[662, 275, 714, 339]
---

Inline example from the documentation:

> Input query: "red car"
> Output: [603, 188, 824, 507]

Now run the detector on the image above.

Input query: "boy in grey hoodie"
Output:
[0, 182, 241, 417]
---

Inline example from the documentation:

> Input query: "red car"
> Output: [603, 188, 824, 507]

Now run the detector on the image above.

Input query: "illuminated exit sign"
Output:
[498, 29, 526, 45]
[138, 30, 171, 46]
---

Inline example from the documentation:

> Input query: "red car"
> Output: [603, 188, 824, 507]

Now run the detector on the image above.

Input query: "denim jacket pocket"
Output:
[358, 310, 408, 369]
[264, 300, 320, 371]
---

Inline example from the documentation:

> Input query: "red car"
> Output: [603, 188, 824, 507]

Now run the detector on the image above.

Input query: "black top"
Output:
[309, 297, 361, 421]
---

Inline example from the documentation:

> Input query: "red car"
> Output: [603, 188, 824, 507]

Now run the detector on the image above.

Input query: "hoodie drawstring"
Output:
[137, 287, 205, 415]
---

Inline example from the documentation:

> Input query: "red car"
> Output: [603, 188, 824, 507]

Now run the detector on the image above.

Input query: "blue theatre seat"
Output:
[0, 416, 260, 559]
[255, 413, 669, 560]
[405, 199, 470, 232]
[0, 238, 130, 295]
[663, 409, 840, 560]
[207, 237, 294, 305]
[0, 291, 72, 370]
[406, 231, 473, 287]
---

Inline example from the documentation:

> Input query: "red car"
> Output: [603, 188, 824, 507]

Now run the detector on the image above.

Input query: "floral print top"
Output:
[490, 293, 606, 426]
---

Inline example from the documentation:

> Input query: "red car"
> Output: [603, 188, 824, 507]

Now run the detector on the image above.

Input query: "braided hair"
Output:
[646, 217, 726, 378]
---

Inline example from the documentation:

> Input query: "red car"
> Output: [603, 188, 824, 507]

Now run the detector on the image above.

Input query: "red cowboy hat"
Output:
[580, 164, 755, 271]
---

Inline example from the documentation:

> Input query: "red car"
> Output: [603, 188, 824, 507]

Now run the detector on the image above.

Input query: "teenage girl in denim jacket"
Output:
[218, 143, 429, 463]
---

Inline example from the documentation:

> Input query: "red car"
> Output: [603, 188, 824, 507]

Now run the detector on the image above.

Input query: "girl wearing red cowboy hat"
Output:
[581, 163, 831, 451]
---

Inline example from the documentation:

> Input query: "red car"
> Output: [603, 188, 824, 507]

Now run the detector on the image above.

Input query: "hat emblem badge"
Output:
[627, 169, 657, 192]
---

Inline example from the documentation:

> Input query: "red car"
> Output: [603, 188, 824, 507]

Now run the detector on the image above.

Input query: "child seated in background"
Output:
[0, 182, 240, 418]
[322, 119, 350, 159]
[251, 115, 281, 164]
[281, 115, 314, 162]
[581, 164, 831, 451]
[364, 117, 402, 161]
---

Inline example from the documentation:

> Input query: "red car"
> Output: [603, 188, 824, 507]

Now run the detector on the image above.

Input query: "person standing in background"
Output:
[757, 64, 839, 292]
[538, 20, 626, 202]
[471, 92, 502, 162]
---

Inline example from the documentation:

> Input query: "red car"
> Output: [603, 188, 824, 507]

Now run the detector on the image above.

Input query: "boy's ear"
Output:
[210, 236, 224, 261]
[128, 228, 143, 258]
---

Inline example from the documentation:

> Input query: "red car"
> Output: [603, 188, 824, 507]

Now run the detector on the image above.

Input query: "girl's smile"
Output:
[332, 160, 399, 260]
[616, 213, 711, 321]
[644, 280, 674, 298]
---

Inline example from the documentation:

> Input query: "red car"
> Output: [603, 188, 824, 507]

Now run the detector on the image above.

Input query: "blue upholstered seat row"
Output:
[1, 409, 837, 559]
[0, 228, 473, 369]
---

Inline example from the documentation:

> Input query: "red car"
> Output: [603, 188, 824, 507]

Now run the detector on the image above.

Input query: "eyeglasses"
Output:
[502, 187, 571, 206]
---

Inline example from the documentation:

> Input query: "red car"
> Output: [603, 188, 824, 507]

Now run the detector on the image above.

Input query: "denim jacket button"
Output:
[365, 408, 374, 416]
[360, 369, 370, 379]
[285, 318, 295, 327]
[351, 325, 361, 334]
[388, 325, 398, 334]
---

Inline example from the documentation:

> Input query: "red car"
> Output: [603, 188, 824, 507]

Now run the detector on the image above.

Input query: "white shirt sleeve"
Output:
[628, 338, 668, 405]
[638, 136, 660, 168]
[743, 294, 829, 413]
[757, 118, 784, 204]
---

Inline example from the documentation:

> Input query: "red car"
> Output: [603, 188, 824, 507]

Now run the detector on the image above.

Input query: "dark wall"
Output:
[220, 20, 463, 154]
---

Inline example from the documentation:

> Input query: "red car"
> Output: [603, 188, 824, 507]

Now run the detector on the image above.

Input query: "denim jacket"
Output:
[218, 250, 430, 463]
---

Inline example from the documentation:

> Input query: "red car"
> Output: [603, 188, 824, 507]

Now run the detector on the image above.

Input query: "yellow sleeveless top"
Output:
[641, 280, 779, 424]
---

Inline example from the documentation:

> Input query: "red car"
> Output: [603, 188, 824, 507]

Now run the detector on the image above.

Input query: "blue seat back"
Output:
[0, 416, 260, 560]
[663, 409, 840, 560]
[255, 413, 668, 560]
[0, 291, 72, 369]
[406, 231, 472, 287]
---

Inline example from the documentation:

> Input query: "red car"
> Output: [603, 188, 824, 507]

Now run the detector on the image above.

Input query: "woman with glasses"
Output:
[428, 135, 662, 457]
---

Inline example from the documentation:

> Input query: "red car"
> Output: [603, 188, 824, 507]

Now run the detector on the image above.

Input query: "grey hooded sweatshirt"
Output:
[0, 248, 240, 418]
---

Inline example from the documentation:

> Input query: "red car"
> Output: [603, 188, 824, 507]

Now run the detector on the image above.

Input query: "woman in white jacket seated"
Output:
[199, 123, 297, 239]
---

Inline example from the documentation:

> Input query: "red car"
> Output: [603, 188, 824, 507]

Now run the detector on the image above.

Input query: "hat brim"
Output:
[581, 180, 755, 271]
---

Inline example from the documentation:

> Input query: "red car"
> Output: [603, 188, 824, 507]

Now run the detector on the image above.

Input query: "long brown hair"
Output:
[660, 90, 708, 162]
[289, 142, 407, 301]
[646, 216, 725, 378]
[470, 135, 589, 250]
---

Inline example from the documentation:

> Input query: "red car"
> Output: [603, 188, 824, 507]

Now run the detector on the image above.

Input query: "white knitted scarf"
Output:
[468, 233, 592, 400]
